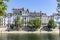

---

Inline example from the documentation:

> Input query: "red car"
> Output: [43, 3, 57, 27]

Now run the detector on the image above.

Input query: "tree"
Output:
[57, 0, 60, 29]
[20, 18, 24, 30]
[28, 18, 41, 30]
[57, 0, 60, 12]
[28, 19, 34, 28]
[0, 18, 2, 25]
[14, 15, 20, 27]
[47, 19, 56, 29]
[10, 15, 20, 30]
[10, 24, 15, 29]
[0, 0, 9, 16]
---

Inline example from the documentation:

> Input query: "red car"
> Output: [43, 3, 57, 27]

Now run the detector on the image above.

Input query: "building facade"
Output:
[0, 8, 52, 28]
[52, 13, 60, 28]
[12, 8, 51, 27]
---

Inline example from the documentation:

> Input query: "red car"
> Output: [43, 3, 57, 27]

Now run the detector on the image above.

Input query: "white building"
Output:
[12, 8, 51, 27]
[52, 13, 60, 28]
[0, 8, 52, 28]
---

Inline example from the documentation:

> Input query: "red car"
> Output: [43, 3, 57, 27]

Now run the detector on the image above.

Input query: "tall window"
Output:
[20, 11, 22, 15]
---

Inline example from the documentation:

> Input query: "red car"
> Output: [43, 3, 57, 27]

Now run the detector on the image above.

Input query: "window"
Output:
[20, 11, 22, 13]
[20, 11, 22, 15]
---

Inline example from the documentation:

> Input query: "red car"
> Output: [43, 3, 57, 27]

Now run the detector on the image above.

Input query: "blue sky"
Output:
[7, 0, 57, 15]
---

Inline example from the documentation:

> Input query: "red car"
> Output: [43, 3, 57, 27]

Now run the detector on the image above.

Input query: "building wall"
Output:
[54, 15, 60, 27]
[12, 8, 52, 27]
[1, 8, 52, 28]
[41, 15, 51, 27]
[52, 13, 60, 29]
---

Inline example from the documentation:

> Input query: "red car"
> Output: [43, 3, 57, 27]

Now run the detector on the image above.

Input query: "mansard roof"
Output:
[4, 13, 13, 17]
[29, 12, 47, 17]
[12, 8, 47, 17]
[52, 13, 60, 16]
[12, 8, 24, 11]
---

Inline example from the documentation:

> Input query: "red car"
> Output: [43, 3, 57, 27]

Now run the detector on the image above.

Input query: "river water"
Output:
[0, 33, 59, 40]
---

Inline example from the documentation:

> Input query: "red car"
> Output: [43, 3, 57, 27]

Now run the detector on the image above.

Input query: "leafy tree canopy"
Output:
[28, 18, 41, 30]
[14, 15, 20, 27]
[47, 19, 56, 29]
[0, 0, 9, 16]
[57, 0, 60, 12]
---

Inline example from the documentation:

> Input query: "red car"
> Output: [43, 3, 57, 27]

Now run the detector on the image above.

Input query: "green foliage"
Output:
[47, 19, 56, 29]
[15, 15, 20, 24]
[57, 0, 60, 2]
[28, 18, 41, 30]
[34, 18, 41, 29]
[13, 16, 24, 30]
[57, 0, 60, 28]
[21, 19, 24, 24]
[57, 0, 60, 12]
[53, 24, 57, 28]
[29, 19, 34, 27]
[0, 0, 9, 16]
[10, 24, 15, 29]
[0, 18, 2, 25]
[14, 15, 20, 27]
[20, 19, 24, 29]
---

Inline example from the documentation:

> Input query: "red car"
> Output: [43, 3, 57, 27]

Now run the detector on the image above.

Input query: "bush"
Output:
[10, 24, 15, 29]
[47, 19, 56, 29]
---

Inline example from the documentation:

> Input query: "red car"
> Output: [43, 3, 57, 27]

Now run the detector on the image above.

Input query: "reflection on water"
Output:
[0, 33, 59, 40]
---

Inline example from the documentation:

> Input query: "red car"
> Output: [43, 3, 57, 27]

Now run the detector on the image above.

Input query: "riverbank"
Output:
[0, 28, 59, 34]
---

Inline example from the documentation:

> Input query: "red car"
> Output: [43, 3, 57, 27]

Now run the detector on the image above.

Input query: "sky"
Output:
[7, 0, 57, 15]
